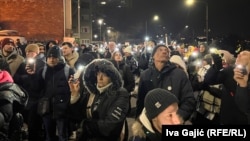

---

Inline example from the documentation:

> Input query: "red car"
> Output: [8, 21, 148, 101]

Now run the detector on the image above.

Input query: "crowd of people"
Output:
[0, 37, 249, 141]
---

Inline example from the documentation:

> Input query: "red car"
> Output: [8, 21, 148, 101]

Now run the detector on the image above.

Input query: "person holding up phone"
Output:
[234, 50, 250, 87]
[233, 50, 250, 124]
[21, 43, 47, 141]
[203, 49, 250, 125]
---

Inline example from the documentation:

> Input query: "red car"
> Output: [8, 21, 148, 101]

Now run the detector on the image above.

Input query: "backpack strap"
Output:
[64, 64, 70, 79]
[42, 65, 47, 79]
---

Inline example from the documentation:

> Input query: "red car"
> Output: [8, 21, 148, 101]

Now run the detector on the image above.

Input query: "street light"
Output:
[107, 29, 111, 42]
[94, 34, 98, 40]
[185, 0, 208, 43]
[98, 19, 103, 42]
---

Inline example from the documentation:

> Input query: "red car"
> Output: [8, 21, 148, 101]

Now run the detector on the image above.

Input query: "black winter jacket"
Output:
[75, 59, 130, 141]
[0, 82, 28, 137]
[30, 62, 74, 119]
[204, 66, 249, 124]
[136, 61, 196, 121]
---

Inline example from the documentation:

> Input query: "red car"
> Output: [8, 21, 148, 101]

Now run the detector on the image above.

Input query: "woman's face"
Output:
[199, 45, 206, 53]
[152, 103, 181, 133]
[114, 52, 123, 62]
[97, 71, 111, 88]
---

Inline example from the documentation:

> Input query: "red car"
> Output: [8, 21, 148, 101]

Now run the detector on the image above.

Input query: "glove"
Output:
[211, 53, 223, 71]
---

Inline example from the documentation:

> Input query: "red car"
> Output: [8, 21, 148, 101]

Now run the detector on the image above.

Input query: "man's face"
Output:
[153, 46, 169, 63]
[61, 45, 73, 56]
[108, 42, 116, 52]
[39, 46, 45, 54]
[47, 57, 59, 67]
[3, 43, 15, 54]
[152, 103, 181, 133]
[97, 71, 111, 88]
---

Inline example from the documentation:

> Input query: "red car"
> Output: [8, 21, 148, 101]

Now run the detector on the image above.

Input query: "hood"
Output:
[83, 59, 122, 94]
[0, 49, 19, 61]
[131, 108, 155, 138]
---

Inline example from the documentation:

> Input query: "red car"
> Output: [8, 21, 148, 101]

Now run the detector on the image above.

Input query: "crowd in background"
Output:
[0, 37, 249, 141]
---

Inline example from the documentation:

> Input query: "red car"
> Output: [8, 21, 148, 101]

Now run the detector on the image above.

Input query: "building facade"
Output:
[0, 0, 69, 42]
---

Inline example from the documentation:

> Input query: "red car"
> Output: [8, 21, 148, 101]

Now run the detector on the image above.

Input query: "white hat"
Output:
[123, 46, 132, 54]
[170, 55, 188, 77]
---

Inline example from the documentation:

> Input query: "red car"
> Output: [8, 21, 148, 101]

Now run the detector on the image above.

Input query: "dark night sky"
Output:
[101, 0, 250, 40]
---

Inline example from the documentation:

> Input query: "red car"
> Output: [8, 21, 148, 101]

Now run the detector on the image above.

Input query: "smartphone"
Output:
[27, 58, 35, 71]
[236, 65, 247, 75]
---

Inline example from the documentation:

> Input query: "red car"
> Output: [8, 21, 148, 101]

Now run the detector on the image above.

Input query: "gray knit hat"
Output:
[151, 44, 169, 57]
[145, 88, 179, 120]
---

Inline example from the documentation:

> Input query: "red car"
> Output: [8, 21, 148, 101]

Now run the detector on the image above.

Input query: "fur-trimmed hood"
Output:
[131, 108, 155, 138]
[83, 59, 123, 94]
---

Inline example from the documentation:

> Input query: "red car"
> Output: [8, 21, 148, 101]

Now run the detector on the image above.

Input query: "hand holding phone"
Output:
[236, 64, 247, 75]
[27, 58, 36, 71]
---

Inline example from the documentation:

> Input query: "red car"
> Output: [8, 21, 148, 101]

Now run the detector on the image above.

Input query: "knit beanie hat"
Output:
[151, 45, 169, 57]
[25, 44, 40, 54]
[144, 88, 179, 120]
[0, 70, 14, 83]
[46, 46, 61, 58]
[123, 46, 132, 54]
[1, 38, 15, 48]
[170, 55, 188, 77]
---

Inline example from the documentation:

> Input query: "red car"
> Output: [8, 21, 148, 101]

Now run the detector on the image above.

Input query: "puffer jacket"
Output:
[110, 59, 135, 93]
[0, 82, 28, 137]
[30, 62, 74, 119]
[77, 59, 130, 141]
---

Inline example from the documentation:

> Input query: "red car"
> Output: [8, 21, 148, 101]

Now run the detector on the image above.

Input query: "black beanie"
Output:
[144, 88, 179, 120]
[151, 44, 169, 57]
[47, 46, 61, 58]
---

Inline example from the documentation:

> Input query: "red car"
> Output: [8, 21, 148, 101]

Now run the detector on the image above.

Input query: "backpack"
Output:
[42, 64, 70, 80]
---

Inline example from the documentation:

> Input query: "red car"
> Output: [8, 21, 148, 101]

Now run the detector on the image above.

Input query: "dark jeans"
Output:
[43, 115, 68, 141]
[23, 103, 45, 141]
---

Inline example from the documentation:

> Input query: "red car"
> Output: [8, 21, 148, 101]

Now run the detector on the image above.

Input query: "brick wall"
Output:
[0, 0, 64, 42]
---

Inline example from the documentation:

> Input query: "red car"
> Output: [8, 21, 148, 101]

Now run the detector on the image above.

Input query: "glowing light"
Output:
[191, 51, 199, 57]
[27, 58, 35, 64]
[100, 1, 106, 5]
[209, 48, 217, 53]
